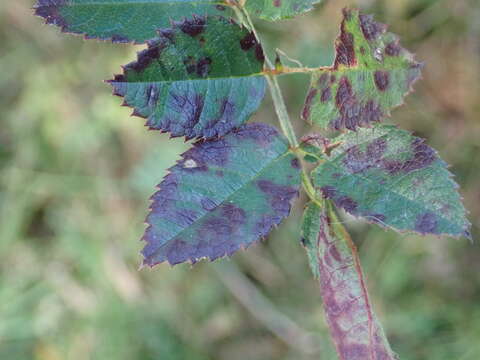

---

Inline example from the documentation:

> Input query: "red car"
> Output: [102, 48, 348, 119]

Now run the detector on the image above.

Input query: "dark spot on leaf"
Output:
[385, 41, 401, 56]
[257, 180, 298, 216]
[321, 87, 332, 102]
[34, 0, 68, 28]
[203, 98, 236, 137]
[159, 90, 204, 138]
[374, 70, 390, 91]
[240, 31, 258, 51]
[200, 204, 246, 239]
[234, 122, 280, 147]
[317, 73, 329, 87]
[255, 44, 265, 62]
[302, 88, 318, 120]
[383, 138, 436, 175]
[111, 34, 129, 43]
[359, 13, 385, 41]
[336, 196, 358, 213]
[124, 40, 164, 74]
[159, 29, 175, 42]
[330, 77, 383, 130]
[273, 0, 281, 7]
[291, 158, 300, 169]
[366, 138, 387, 158]
[176, 15, 206, 37]
[320, 186, 337, 199]
[335, 76, 354, 108]
[321, 186, 357, 213]
[300, 237, 307, 246]
[342, 138, 387, 173]
[215, 5, 226, 11]
[342, 8, 353, 20]
[196, 57, 212, 77]
[335, 31, 356, 68]
[415, 212, 438, 234]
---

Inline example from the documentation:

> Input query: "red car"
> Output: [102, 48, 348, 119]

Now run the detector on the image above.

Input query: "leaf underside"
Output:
[302, 202, 398, 360]
[109, 16, 267, 140]
[143, 123, 301, 266]
[245, 0, 321, 21]
[34, 0, 232, 44]
[312, 125, 471, 238]
[302, 8, 422, 131]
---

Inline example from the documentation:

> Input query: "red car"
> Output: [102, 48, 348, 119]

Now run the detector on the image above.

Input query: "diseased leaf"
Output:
[245, 0, 321, 21]
[312, 125, 471, 238]
[34, 0, 232, 43]
[302, 8, 422, 131]
[143, 123, 301, 266]
[301, 201, 398, 360]
[108, 16, 267, 140]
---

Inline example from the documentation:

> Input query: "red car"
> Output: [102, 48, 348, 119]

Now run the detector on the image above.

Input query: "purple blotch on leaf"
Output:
[415, 212, 438, 234]
[175, 15, 206, 37]
[359, 13, 386, 41]
[302, 88, 318, 120]
[374, 70, 390, 91]
[34, 0, 68, 28]
[330, 77, 383, 130]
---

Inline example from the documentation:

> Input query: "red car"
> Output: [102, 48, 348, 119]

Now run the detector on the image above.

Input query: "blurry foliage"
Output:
[1, 0, 479, 359]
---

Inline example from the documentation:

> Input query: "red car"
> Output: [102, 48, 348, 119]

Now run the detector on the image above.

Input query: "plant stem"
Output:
[265, 75, 299, 147]
[236, 6, 299, 147]
[236, 4, 322, 205]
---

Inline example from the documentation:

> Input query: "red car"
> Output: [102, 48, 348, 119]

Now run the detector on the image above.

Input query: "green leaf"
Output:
[34, 0, 233, 43]
[143, 123, 301, 266]
[312, 125, 471, 238]
[108, 16, 267, 139]
[245, 0, 321, 21]
[302, 8, 422, 131]
[301, 201, 398, 359]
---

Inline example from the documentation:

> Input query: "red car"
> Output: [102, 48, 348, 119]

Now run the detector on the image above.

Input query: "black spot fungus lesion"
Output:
[175, 15, 206, 37]
[34, 0, 68, 29]
[374, 70, 390, 91]
[359, 13, 386, 41]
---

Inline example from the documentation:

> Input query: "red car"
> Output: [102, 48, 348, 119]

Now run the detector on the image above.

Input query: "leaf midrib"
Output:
[60, 1, 226, 6]
[112, 73, 266, 84]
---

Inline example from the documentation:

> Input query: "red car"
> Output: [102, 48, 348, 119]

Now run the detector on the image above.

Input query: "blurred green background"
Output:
[1, 0, 479, 359]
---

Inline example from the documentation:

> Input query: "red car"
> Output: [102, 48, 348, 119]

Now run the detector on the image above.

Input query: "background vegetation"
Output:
[1, 0, 479, 359]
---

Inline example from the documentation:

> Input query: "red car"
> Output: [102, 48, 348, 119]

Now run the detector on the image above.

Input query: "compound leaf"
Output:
[108, 16, 267, 140]
[245, 0, 321, 21]
[301, 201, 398, 360]
[34, 0, 232, 43]
[312, 125, 471, 238]
[143, 123, 301, 266]
[302, 8, 422, 131]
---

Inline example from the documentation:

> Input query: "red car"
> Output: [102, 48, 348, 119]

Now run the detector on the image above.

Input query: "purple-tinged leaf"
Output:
[33, 0, 232, 44]
[312, 125, 471, 238]
[143, 123, 301, 267]
[301, 8, 422, 131]
[108, 16, 266, 140]
[301, 201, 398, 360]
